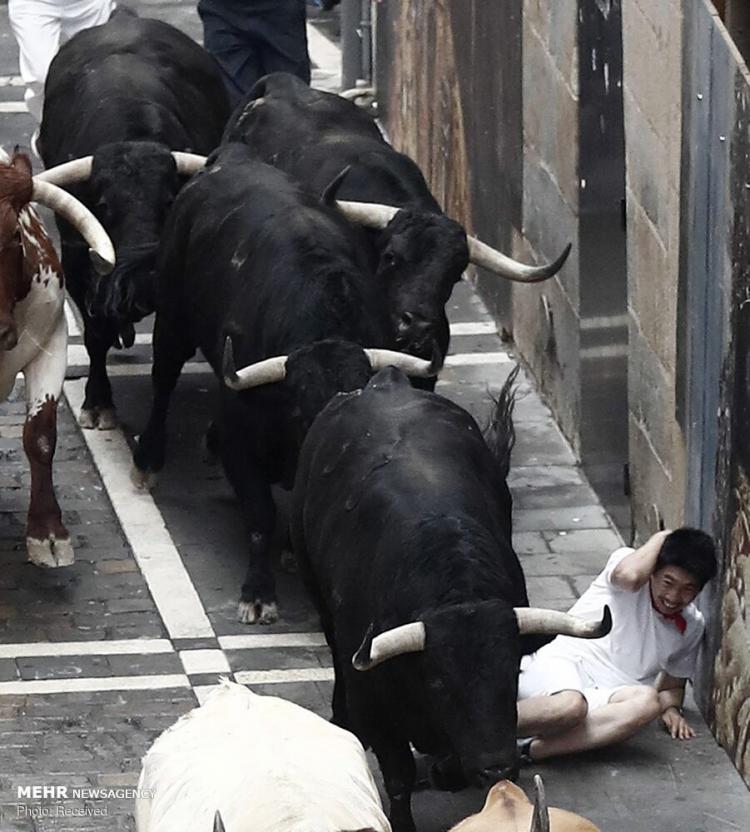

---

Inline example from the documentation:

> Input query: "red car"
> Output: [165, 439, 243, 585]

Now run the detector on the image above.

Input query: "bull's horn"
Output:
[514, 604, 611, 638]
[530, 775, 550, 832]
[353, 621, 426, 671]
[222, 336, 287, 391]
[364, 348, 439, 378]
[468, 237, 571, 284]
[339, 86, 375, 101]
[171, 152, 207, 176]
[35, 156, 93, 186]
[213, 812, 226, 832]
[335, 200, 399, 229]
[31, 179, 115, 274]
[36, 152, 206, 185]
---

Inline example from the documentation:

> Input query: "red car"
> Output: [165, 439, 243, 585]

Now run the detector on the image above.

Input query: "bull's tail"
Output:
[483, 364, 521, 482]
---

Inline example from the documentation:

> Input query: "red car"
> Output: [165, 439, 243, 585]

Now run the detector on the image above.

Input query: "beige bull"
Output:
[450, 775, 600, 832]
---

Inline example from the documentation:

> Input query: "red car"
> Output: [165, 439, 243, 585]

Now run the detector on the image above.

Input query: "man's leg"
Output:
[60, 0, 114, 42]
[524, 685, 661, 761]
[199, 9, 262, 105]
[517, 690, 588, 737]
[8, 0, 61, 123]
[259, 0, 311, 84]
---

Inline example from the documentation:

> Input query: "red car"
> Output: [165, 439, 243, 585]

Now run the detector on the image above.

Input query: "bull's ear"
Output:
[321, 165, 352, 206]
[11, 150, 31, 177]
[529, 775, 550, 832]
[213, 810, 226, 832]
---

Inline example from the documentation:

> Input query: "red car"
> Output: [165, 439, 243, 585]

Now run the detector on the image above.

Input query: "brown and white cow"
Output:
[450, 776, 600, 832]
[0, 149, 114, 567]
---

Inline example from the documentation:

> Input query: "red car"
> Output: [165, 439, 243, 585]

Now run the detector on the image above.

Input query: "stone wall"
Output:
[622, 0, 686, 536]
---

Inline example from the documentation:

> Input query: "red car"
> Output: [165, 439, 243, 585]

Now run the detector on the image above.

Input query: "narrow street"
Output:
[0, 2, 748, 831]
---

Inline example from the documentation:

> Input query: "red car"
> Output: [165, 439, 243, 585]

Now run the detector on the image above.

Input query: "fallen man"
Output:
[516, 527, 717, 761]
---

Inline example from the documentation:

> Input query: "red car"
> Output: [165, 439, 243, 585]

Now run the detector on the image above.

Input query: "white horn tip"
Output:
[531, 775, 550, 832]
[89, 248, 114, 276]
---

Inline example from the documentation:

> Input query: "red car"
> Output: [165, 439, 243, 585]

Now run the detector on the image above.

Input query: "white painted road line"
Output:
[179, 649, 231, 676]
[579, 344, 628, 359]
[0, 101, 28, 113]
[443, 352, 513, 367]
[64, 379, 216, 640]
[0, 638, 173, 660]
[64, 301, 81, 338]
[234, 667, 335, 685]
[219, 632, 328, 650]
[193, 684, 220, 705]
[449, 321, 497, 336]
[0, 674, 190, 696]
[105, 362, 209, 377]
[579, 313, 629, 331]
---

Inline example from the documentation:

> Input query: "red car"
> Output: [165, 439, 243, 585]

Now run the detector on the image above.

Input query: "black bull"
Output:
[290, 367, 611, 832]
[38, 10, 230, 429]
[223, 71, 571, 366]
[132, 143, 436, 625]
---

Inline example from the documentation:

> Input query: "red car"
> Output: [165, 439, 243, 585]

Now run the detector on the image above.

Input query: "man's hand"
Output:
[611, 529, 671, 591]
[661, 707, 695, 740]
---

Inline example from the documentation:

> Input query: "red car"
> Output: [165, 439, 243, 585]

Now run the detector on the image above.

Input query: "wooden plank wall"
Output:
[682, 0, 750, 785]
[375, 0, 522, 329]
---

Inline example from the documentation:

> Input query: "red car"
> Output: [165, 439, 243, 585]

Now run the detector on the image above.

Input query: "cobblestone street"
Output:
[0, 2, 748, 831]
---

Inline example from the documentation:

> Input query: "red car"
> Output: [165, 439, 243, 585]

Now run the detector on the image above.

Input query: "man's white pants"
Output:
[8, 0, 114, 123]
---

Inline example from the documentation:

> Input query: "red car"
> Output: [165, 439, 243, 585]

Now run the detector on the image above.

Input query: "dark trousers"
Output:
[199, 0, 311, 106]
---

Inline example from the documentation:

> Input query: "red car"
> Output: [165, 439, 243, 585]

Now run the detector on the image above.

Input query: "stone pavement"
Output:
[0, 2, 747, 831]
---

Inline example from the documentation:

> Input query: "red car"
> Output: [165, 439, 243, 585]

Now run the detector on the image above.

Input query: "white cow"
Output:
[0, 148, 114, 567]
[135, 679, 391, 832]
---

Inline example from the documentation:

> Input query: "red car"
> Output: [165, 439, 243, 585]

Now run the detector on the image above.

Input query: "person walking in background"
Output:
[198, 0, 320, 105]
[8, 0, 114, 126]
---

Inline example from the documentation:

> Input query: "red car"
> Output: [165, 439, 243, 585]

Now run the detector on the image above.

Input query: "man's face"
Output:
[650, 565, 701, 615]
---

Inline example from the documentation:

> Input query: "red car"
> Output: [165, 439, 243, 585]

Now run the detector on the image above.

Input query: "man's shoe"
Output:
[517, 736, 535, 765]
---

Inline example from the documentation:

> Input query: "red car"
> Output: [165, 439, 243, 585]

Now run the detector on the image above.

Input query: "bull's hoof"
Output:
[280, 549, 298, 574]
[130, 464, 158, 492]
[78, 407, 117, 430]
[237, 599, 278, 625]
[78, 408, 98, 429]
[96, 408, 117, 431]
[27, 535, 75, 568]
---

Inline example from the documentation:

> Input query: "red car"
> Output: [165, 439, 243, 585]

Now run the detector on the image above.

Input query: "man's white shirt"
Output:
[523, 547, 705, 688]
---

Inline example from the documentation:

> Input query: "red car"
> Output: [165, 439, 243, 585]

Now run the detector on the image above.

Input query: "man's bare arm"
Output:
[611, 530, 671, 591]
[656, 672, 695, 740]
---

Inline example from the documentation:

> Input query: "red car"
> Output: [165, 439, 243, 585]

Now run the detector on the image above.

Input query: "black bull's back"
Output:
[156, 144, 388, 370]
[223, 71, 441, 211]
[41, 13, 228, 159]
[292, 366, 527, 631]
